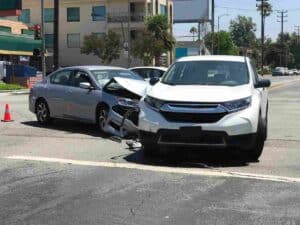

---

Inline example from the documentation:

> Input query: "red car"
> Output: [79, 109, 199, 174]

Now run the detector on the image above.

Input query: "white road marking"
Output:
[5, 155, 300, 184]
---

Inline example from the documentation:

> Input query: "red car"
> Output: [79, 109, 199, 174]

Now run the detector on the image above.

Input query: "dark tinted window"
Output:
[162, 61, 249, 86]
[50, 70, 72, 86]
[71, 71, 92, 87]
[132, 69, 151, 79]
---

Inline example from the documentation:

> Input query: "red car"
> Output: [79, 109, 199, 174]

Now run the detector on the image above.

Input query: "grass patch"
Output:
[0, 82, 25, 90]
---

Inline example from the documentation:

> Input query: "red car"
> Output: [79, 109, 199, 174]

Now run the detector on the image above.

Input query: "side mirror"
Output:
[255, 79, 271, 88]
[79, 82, 93, 90]
[149, 77, 159, 86]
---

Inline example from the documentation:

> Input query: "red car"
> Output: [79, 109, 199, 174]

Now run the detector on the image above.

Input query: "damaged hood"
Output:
[113, 77, 148, 97]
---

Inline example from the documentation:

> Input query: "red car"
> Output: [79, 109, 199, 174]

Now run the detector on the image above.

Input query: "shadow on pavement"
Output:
[22, 120, 109, 138]
[123, 147, 251, 169]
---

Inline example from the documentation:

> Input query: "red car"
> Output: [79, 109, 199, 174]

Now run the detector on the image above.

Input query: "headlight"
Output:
[144, 95, 164, 111]
[221, 97, 252, 112]
[117, 98, 139, 108]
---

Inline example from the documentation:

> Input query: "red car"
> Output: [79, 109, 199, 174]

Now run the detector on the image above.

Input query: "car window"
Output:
[150, 69, 162, 79]
[132, 69, 150, 79]
[250, 61, 259, 84]
[50, 70, 72, 86]
[71, 71, 92, 87]
[162, 61, 249, 86]
[91, 69, 143, 87]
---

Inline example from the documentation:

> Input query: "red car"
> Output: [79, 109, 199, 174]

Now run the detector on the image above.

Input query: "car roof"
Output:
[62, 65, 128, 71]
[129, 66, 168, 71]
[177, 55, 247, 63]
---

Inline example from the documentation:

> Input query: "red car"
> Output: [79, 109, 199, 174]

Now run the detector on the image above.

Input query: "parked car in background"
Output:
[290, 69, 299, 75]
[29, 66, 146, 136]
[129, 66, 168, 81]
[139, 56, 271, 161]
[272, 67, 286, 76]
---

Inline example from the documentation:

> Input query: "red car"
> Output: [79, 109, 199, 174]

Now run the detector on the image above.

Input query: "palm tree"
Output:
[190, 27, 198, 42]
[257, 2, 272, 17]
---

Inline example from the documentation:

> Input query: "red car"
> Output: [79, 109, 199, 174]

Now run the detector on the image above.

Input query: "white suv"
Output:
[138, 56, 271, 160]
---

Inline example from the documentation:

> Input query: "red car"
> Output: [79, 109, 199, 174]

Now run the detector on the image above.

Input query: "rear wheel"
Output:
[36, 99, 52, 125]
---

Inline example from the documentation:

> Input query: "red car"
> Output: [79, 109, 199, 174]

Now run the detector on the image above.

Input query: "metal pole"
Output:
[127, 0, 131, 68]
[53, 0, 59, 70]
[198, 21, 201, 55]
[261, 0, 265, 75]
[41, 0, 46, 77]
[211, 0, 215, 55]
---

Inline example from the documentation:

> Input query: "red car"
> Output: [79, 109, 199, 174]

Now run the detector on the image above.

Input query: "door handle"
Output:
[66, 90, 72, 94]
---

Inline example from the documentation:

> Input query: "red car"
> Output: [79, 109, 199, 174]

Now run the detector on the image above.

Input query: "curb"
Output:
[0, 89, 29, 94]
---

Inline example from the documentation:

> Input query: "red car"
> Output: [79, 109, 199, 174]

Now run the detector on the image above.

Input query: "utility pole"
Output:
[53, 0, 59, 70]
[127, 0, 131, 68]
[41, 0, 46, 78]
[256, 0, 268, 75]
[277, 10, 288, 67]
[211, 0, 215, 55]
[295, 25, 300, 44]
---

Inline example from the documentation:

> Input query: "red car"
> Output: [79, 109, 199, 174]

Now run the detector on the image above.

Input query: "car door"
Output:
[67, 70, 101, 122]
[46, 69, 72, 118]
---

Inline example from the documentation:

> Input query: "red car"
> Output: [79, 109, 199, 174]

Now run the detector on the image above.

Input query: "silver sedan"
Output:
[29, 66, 146, 136]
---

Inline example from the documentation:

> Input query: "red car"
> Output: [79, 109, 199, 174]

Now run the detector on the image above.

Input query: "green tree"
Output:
[229, 16, 256, 54]
[81, 30, 122, 64]
[131, 15, 175, 66]
[189, 26, 198, 41]
[256, 2, 272, 17]
[204, 31, 239, 55]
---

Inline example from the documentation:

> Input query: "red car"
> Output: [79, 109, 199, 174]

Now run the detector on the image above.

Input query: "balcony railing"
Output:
[107, 12, 145, 23]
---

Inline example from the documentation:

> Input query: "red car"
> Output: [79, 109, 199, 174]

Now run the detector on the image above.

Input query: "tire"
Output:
[142, 142, 159, 157]
[36, 99, 52, 125]
[97, 105, 109, 133]
[245, 114, 266, 161]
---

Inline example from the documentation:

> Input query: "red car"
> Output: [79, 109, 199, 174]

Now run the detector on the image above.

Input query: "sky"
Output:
[174, 0, 300, 41]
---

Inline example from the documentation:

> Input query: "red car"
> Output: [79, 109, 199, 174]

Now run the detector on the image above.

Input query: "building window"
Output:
[45, 34, 54, 48]
[67, 33, 80, 48]
[92, 6, 106, 21]
[67, 7, 80, 22]
[44, 8, 54, 23]
[160, 4, 167, 15]
[18, 9, 30, 23]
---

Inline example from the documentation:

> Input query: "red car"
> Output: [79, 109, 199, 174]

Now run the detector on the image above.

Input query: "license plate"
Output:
[180, 127, 202, 137]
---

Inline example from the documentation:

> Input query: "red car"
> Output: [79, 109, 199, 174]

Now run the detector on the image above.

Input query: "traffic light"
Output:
[34, 25, 41, 40]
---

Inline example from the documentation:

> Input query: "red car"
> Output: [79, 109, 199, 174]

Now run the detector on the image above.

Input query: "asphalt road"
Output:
[0, 76, 300, 224]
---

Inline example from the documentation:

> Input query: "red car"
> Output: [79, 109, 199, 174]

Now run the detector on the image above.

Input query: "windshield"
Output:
[161, 61, 249, 86]
[91, 69, 143, 87]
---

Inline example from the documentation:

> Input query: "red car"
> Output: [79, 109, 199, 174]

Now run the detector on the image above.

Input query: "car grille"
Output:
[112, 105, 139, 125]
[158, 130, 226, 145]
[160, 111, 227, 123]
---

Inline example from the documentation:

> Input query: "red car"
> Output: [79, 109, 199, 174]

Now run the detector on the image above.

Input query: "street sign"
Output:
[173, 0, 210, 23]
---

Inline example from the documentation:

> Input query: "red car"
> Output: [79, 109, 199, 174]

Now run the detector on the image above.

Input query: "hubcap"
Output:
[99, 109, 108, 130]
[37, 103, 48, 122]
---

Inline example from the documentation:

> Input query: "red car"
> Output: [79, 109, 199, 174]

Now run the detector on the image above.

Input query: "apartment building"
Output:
[19, 0, 173, 69]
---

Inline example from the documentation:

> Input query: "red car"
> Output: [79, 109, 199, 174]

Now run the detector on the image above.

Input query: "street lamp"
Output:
[217, 14, 229, 55]
[217, 14, 229, 33]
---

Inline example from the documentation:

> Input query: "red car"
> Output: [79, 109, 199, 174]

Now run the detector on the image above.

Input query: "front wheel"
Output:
[97, 105, 109, 133]
[36, 100, 52, 125]
[245, 115, 266, 161]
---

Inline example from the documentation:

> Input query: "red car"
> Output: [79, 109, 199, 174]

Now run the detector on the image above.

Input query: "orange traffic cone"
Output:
[1, 104, 13, 122]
